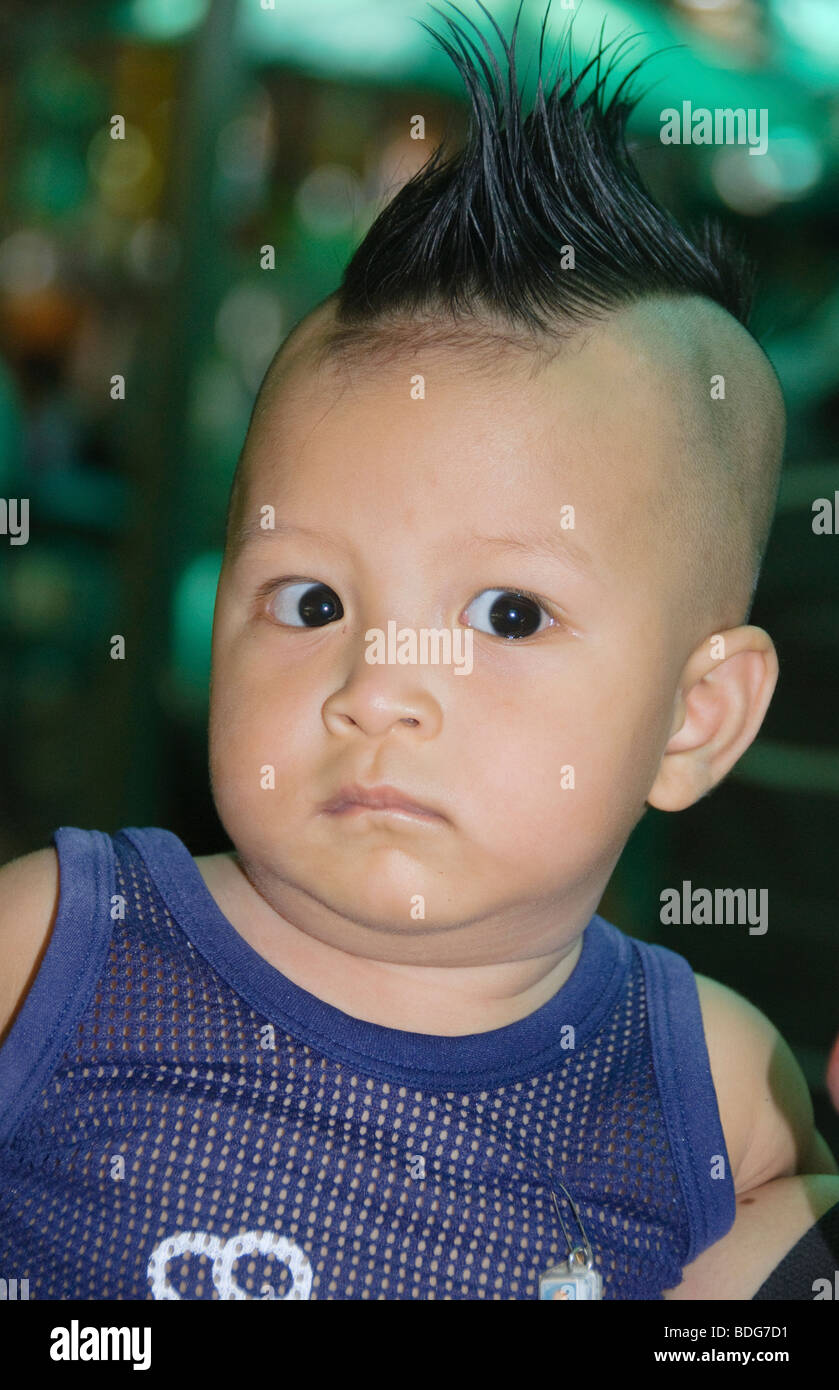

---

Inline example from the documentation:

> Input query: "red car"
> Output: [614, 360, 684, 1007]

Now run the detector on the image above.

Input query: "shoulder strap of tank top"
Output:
[633, 934, 737, 1263]
[0, 827, 115, 1147]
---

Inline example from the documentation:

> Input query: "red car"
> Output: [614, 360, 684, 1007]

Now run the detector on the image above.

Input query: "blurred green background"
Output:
[0, 0, 837, 1149]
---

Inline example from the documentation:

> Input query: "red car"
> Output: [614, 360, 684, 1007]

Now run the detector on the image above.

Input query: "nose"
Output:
[321, 663, 443, 741]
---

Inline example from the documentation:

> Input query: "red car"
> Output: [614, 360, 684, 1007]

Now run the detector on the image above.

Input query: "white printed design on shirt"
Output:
[147, 1229, 313, 1300]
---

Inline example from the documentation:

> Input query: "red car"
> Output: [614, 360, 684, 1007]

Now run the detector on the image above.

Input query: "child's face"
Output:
[208, 306, 700, 964]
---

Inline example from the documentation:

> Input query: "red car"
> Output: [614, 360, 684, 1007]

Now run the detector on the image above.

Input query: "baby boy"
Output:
[0, 4, 836, 1300]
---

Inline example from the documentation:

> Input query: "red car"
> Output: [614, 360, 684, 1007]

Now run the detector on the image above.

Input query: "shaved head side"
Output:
[605, 295, 786, 637]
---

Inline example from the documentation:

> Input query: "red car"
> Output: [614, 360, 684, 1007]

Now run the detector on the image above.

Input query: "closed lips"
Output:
[322, 785, 443, 817]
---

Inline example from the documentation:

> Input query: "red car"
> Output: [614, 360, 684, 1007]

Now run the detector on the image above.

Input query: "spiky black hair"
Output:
[228, 0, 783, 634]
[326, 0, 755, 356]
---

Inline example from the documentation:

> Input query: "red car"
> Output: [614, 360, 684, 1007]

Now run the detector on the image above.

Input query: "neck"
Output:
[197, 852, 589, 1036]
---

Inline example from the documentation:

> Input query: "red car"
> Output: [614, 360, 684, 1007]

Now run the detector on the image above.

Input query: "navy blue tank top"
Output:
[0, 826, 735, 1299]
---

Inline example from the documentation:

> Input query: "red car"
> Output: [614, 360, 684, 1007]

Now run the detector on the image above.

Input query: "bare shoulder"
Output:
[0, 846, 61, 1047]
[693, 973, 769, 1191]
[694, 973, 838, 1193]
[663, 1172, 839, 1299]
[665, 972, 839, 1300]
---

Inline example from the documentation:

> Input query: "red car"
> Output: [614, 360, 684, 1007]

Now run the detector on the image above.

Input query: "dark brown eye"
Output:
[463, 589, 554, 639]
[268, 581, 344, 628]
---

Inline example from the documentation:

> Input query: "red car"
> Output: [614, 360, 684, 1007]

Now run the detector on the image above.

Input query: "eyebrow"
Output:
[232, 517, 593, 576]
[233, 517, 341, 554]
[463, 529, 594, 576]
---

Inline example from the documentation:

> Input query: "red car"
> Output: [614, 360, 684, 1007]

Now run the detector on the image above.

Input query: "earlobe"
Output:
[646, 626, 779, 814]
[646, 747, 712, 813]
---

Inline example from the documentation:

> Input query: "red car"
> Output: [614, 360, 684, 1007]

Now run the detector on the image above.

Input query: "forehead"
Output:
[242, 317, 685, 502]
[227, 303, 707, 607]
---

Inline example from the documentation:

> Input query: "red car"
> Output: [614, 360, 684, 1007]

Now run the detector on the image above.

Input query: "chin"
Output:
[322, 848, 439, 916]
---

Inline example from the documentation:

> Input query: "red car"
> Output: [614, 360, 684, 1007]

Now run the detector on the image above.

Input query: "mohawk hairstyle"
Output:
[228, 0, 783, 637]
[318, 0, 756, 369]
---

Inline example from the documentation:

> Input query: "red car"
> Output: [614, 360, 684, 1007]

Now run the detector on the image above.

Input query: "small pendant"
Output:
[539, 1256, 603, 1301]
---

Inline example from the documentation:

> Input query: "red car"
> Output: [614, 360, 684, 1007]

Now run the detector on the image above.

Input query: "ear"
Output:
[647, 626, 778, 812]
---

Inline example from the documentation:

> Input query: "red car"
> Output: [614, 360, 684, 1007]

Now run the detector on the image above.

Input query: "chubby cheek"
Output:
[565, 680, 665, 848]
[209, 652, 315, 833]
[208, 680, 255, 835]
[475, 669, 643, 867]
[450, 681, 590, 865]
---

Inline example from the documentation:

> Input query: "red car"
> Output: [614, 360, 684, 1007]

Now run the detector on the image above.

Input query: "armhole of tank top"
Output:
[635, 937, 737, 1266]
[0, 827, 115, 1148]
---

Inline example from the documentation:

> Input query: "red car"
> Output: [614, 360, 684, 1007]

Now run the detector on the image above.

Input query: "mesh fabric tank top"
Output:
[0, 826, 735, 1300]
